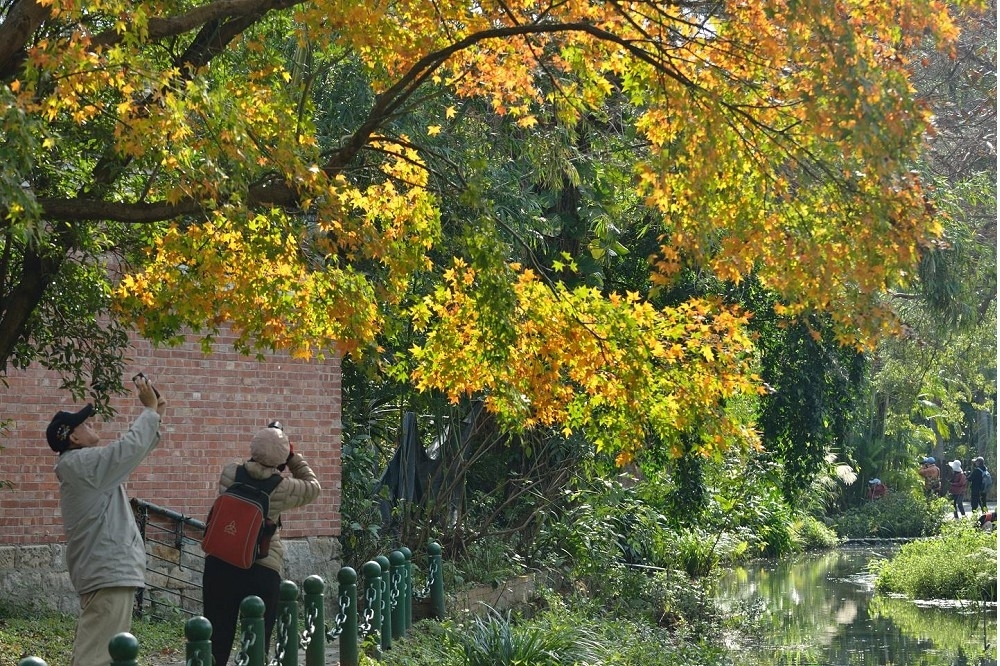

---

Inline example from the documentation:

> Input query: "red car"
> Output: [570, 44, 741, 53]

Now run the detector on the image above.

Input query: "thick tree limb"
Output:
[0, 0, 50, 79]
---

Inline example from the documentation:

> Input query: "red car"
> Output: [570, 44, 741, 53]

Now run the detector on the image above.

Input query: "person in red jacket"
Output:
[866, 478, 887, 500]
[948, 460, 967, 519]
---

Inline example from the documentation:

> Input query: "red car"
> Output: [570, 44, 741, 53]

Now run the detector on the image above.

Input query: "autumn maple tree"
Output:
[0, 0, 983, 461]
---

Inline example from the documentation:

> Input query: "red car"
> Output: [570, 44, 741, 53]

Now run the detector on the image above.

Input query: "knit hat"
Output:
[949, 460, 963, 473]
[250, 426, 290, 467]
[46, 404, 95, 453]
[922, 457, 935, 464]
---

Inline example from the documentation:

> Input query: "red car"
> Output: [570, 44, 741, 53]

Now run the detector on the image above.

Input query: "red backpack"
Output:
[201, 466, 283, 569]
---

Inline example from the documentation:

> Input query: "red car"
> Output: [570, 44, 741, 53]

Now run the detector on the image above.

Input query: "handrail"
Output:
[131, 497, 206, 530]
[131, 497, 207, 621]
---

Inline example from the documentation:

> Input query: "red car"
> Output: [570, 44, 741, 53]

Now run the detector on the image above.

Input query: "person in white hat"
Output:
[947, 460, 967, 518]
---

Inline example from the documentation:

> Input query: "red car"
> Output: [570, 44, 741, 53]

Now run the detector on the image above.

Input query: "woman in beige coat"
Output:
[202, 422, 321, 666]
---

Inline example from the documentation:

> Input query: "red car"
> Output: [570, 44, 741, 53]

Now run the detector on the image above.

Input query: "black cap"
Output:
[46, 404, 95, 453]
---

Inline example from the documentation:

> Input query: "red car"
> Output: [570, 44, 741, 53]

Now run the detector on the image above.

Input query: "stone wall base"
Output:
[0, 538, 342, 617]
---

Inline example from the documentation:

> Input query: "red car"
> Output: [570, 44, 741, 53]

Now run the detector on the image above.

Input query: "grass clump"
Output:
[871, 520, 997, 601]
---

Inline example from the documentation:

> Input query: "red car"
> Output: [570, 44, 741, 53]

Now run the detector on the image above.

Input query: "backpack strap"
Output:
[234, 465, 284, 536]
[235, 465, 284, 494]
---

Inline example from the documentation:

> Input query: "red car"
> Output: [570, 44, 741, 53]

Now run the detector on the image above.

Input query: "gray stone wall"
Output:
[0, 537, 342, 617]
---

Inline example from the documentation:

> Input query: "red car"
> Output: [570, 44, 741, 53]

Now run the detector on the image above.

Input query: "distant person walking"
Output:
[918, 457, 941, 498]
[49, 374, 167, 666]
[969, 457, 990, 513]
[948, 460, 967, 519]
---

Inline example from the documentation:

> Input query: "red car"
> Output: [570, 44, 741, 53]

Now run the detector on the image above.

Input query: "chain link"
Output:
[390, 570, 402, 610]
[185, 652, 207, 666]
[233, 626, 256, 666]
[267, 607, 292, 666]
[300, 602, 320, 649]
[323, 590, 351, 641]
[358, 581, 379, 638]
[414, 557, 438, 601]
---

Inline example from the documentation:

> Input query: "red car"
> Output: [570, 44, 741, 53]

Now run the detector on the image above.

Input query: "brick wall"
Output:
[0, 332, 342, 546]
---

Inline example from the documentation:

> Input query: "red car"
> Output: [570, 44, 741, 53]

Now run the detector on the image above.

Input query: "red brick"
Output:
[0, 332, 342, 543]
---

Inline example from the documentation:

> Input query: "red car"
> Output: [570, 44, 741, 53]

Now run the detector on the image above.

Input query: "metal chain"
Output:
[267, 607, 292, 666]
[358, 581, 378, 638]
[414, 557, 438, 601]
[233, 626, 256, 666]
[390, 570, 402, 610]
[185, 652, 207, 666]
[323, 590, 351, 642]
[300, 603, 320, 650]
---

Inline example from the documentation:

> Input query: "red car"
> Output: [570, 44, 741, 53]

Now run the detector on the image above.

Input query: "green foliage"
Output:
[789, 515, 840, 552]
[872, 521, 998, 601]
[830, 492, 947, 539]
[591, 614, 729, 666]
[454, 605, 605, 666]
[718, 480, 797, 559]
[360, 618, 463, 665]
[378, 589, 728, 666]
[645, 569, 720, 637]
[532, 480, 669, 585]
[749, 305, 868, 504]
[671, 528, 723, 579]
[441, 537, 527, 591]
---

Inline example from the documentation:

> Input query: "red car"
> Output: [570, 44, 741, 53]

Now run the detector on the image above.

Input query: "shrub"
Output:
[376, 590, 730, 666]
[871, 520, 998, 600]
[830, 492, 947, 539]
[790, 515, 840, 551]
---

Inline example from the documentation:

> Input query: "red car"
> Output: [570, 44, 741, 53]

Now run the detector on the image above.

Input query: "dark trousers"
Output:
[971, 487, 985, 513]
[952, 493, 966, 517]
[202, 555, 281, 666]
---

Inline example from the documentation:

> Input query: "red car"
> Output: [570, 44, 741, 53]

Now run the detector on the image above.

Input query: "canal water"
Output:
[715, 546, 997, 665]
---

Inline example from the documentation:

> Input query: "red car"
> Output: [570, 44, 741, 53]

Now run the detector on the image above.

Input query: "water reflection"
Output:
[716, 547, 997, 665]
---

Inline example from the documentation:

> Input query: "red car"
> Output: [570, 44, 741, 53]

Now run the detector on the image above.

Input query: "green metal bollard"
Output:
[276, 580, 300, 666]
[400, 545, 413, 632]
[362, 560, 383, 653]
[338, 566, 360, 666]
[239, 595, 267, 666]
[17, 658, 47, 666]
[302, 575, 326, 666]
[184, 616, 213, 666]
[428, 541, 446, 619]
[375, 554, 392, 651]
[108, 632, 139, 666]
[389, 550, 406, 640]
